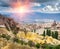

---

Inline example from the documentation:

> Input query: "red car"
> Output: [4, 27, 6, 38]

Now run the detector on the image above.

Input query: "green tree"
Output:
[43, 30, 46, 36]
[46, 29, 51, 36]
[54, 31, 58, 39]
[48, 30, 51, 36]
[52, 32, 55, 38]
[46, 29, 49, 36]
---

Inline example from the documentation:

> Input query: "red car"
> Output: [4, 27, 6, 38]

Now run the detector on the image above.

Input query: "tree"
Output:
[52, 32, 55, 38]
[46, 29, 49, 36]
[55, 31, 58, 39]
[43, 30, 46, 36]
[48, 30, 51, 36]
[24, 28, 27, 36]
[46, 29, 51, 36]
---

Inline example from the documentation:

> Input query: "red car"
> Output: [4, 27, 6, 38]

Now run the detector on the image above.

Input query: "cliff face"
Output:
[0, 14, 19, 38]
[0, 14, 5, 25]
[0, 14, 17, 26]
[0, 14, 19, 32]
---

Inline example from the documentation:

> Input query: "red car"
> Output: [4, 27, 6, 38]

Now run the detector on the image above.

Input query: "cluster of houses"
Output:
[18, 21, 60, 39]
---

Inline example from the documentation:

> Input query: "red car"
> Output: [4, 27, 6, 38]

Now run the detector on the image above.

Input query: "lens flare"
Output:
[10, 0, 31, 21]
[11, 0, 30, 14]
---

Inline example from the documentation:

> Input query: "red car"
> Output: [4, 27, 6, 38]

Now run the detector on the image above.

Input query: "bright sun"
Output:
[19, 6, 27, 14]
[11, 0, 30, 14]
[13, 6, 28, 14]
[11, 0, 30, 20]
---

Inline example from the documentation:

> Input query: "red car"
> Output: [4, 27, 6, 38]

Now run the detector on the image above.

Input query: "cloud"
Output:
[0, 0, 60, 4]
[39, 2, 60, 13]
[31, 0, 60, 3]
[30, 2, 60, 13]
[31, 3, 41, 7]
[0, 0, 60, 14]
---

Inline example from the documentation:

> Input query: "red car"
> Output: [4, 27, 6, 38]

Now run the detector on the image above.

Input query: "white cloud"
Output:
[32, 2, 60, 13]
[31, 3, 41, 7]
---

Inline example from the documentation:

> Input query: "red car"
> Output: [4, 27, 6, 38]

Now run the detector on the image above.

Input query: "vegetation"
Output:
[46, 29, 51, 36]
[42, 44, 60, 49]
[1, 34, 10, 40]
[28, 40, 35, 47]
[42, 30, 45, 36]
[0, 14, 60, 49]
[24, 28, 27, 35]
[52, 32, 55, 38]
[54, 31, 58, 39]
[43, 29, 58, 39]
[35, 43, 40, 48]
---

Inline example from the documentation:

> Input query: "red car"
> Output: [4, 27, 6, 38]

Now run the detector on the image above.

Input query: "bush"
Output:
[1, 34, 6, 38]
[28, 40, 35, 47]
[42, 44, 60, 49]
[45, 45, 53, 49]
[55, 45, 60, 49]
[13, 38, 25, 45]
[13, 38, 21, 43]
[19, 40, 24, 45]
[1, 34, 10, 40]
[6, 35, 11, 40]
[35, 43, 40, 48]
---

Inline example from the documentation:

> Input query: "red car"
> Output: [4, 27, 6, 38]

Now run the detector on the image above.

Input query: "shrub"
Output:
[13, 38, 25, 45]
[1, 34, 10, 40]
[28, 40, 35, 47]
[35, 43, 40, 48]
[6, 35, 11, 40]
[55, 45, 60, 49]
[13, 38, 20, 43]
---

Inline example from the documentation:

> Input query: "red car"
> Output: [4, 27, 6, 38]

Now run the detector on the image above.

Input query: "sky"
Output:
[0, 0, 60, 22]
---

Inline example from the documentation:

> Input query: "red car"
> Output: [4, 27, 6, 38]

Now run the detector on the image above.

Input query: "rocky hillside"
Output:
[0, 14, 20, 33]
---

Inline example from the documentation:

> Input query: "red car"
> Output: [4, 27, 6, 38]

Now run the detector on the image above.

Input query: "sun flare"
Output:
[18, 6, 28, 14]
[11, 0, 30, 14]
[11, 0, 30, 20]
